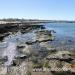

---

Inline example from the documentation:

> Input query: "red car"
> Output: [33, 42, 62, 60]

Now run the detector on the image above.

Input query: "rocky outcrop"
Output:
[46, 51, 73, 62]
[25, 29, 55, 45]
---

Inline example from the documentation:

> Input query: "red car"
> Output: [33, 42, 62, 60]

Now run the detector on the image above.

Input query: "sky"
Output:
[0, 0, 75, 20]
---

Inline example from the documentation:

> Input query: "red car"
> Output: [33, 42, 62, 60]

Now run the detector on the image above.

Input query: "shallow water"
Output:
[3, 42, 17, 66]
[44, 23, 75, 50]
[0, 23, 75, 66]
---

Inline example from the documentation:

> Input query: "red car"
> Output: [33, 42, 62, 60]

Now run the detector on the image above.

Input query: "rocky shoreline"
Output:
[0, 23, 75, 75]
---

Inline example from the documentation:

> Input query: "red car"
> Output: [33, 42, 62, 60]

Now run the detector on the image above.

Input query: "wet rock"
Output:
[59, 58, 73, 62]
[18, 44, 30, 55]
[0, 56, 8, 64]
[36, 30, 55, 41]
[22, 43, 41, 55]
[56, 51, 72, 57]
[40, 42, 56, 51]
[25, 39, 53, 45]
[12, 61, 17, 66]
[25, 29, 55, 45]
[11, 59, 22, 66]
[12, 54, 28, 66]
[17, 45, 25, 49]
[46, 51, 73, 62]
[35, 29, 53, 41]
[15, 54, 27, 59]
[21, 25, 45, 34]
[0, 33, 10, 41]
[25, 41, 36, 45]
[35, 29, 52, 35]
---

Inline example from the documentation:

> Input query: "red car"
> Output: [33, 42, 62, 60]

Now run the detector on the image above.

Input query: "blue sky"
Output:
[0, 0, 75, 20]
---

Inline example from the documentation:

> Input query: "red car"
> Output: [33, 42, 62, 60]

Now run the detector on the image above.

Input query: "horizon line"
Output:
[0, 18, 75, 21]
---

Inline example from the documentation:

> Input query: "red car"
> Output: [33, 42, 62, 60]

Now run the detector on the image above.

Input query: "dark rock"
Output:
[12, 60, 17, 66]
[15, 54, 27, 60]
[17, 45, 25, 49]
[59, 58, 73, 62]
[0, 56, 8, 64]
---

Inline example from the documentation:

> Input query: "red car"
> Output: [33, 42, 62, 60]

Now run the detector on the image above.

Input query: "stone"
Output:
[0, 65, 7, 75]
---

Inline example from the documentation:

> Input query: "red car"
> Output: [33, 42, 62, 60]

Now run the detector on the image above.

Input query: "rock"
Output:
[11, 59, 22, 66]
[46, 51, 73, 62]
[0, 65, 7, 75]
[7, 61, 27, 75]
[19, 44, 30, 55]
[12, 60, 17, 66]
[13, 53, 28, 66]
[59, 58, 73, 62]
[17, 45, 25, 49]
[56, 51, 73, 59]
[15, 54, 27, 59]
[25, 29, 55, 45]
[0, 56, 8, 64]
[0, 33, 10, 41]
[40, 42, 56, 50]
[7, 66, 21, 75]
[35, 29, 54, 41]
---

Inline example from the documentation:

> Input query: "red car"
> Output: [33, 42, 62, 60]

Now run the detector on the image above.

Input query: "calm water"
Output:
[0, 23, 75, 66]
[45, 23, 75, 37]
[44, 23, 75, 50]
